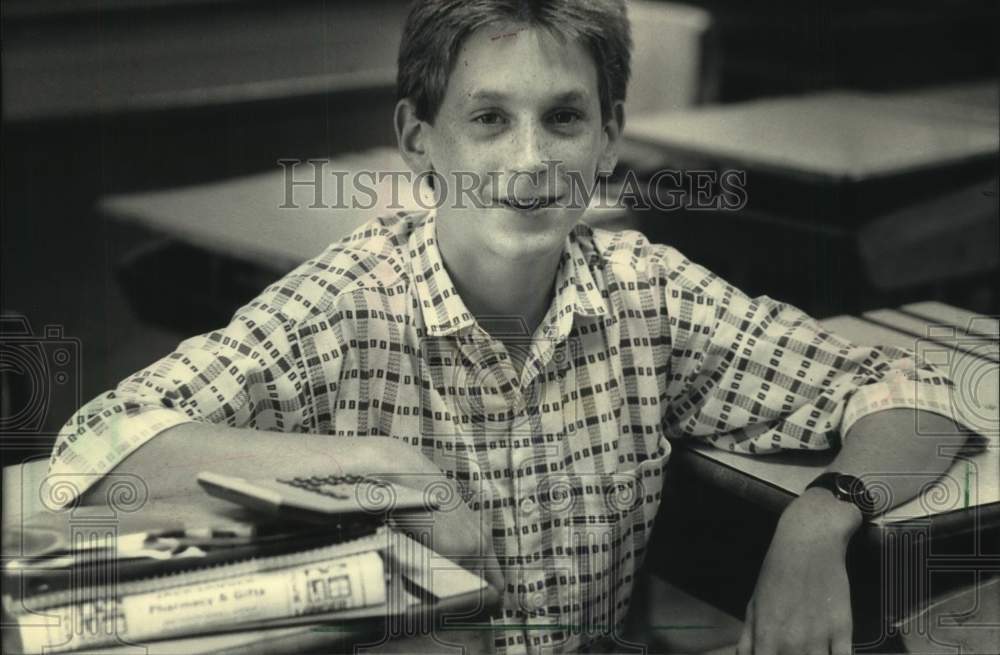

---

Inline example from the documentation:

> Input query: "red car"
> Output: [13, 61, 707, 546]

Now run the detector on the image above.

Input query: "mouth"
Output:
[499, 196, 562, 211]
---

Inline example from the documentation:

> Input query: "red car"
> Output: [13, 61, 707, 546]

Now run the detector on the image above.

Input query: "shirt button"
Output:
[520, 497, 537, 515]
[529, 591, 546, 610]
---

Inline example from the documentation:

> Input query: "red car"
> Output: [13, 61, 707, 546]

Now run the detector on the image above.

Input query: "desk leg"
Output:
[854, 522, 946, 653]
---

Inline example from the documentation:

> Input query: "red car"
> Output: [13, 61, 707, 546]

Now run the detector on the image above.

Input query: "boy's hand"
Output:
[388, 480, 504, 594]
[352, 439, 503, 595]
[737, 489, 860, 655]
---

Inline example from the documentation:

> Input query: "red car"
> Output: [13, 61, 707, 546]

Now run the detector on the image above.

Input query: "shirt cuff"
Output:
[840, 374, 972, 439]
[44, 407, 196, 510]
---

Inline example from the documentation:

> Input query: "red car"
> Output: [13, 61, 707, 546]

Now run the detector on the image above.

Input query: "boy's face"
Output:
[400, 22, 622, 263]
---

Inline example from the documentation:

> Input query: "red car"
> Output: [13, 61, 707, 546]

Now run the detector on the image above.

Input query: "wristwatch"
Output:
[805, 472, 879, 521]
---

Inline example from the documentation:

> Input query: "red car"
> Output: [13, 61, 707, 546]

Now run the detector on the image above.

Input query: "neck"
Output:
[437, 231, 562, 339]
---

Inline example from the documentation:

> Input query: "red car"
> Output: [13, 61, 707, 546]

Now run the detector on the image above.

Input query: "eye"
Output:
[472, 112, 505, 126]
[549, 109, 583, 125]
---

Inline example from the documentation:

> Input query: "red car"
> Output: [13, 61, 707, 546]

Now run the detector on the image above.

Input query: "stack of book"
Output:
[2, 500, 494, 654]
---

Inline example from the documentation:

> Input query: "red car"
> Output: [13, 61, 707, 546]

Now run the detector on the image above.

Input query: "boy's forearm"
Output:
[740, 410, 970, 655]
[786, 408, 967, 538]
[836, 409, 965, 501]
[81, 422, 447, 504]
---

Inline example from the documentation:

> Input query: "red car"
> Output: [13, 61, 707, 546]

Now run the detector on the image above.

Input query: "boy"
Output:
[48, 1, 968, 653]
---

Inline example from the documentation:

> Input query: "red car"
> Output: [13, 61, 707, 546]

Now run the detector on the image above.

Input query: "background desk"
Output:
[626, 84, 999, 186]
[624, 83, 1000, 316]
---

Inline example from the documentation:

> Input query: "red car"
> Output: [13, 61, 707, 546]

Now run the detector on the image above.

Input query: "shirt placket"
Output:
[462, 324, 571, 654]
[504, 345, 551, 653]
[450, 329, 522, 651]
[516, 329, 578, 653]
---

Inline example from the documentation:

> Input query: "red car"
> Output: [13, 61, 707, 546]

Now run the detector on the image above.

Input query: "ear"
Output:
[394, 98, 433, 176]
[597, 100, 625, 177]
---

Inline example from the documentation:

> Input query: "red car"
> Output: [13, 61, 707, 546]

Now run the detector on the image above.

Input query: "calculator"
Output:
[197, 472, 436, 524]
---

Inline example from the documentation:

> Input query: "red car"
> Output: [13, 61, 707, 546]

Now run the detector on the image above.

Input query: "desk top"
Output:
[626, 82, 999, 181]
[101, 148, 409, 270]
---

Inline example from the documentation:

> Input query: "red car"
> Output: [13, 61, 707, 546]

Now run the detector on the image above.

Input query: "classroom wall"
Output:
[682, 0, 998, 101]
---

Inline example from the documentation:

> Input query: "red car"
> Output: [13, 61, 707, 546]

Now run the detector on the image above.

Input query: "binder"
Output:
[4, 524, 498, 655]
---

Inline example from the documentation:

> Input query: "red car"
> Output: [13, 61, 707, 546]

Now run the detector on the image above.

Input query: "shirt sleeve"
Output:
[656, 247, 962, 453]
[46, 285, 347, 506]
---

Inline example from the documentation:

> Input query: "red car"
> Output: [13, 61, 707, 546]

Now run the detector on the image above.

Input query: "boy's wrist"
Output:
[783, 488, 864, 547]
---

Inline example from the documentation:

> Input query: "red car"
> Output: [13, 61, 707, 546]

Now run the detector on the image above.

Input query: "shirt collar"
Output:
[539, 222, 608, 343]
[555, 222, 608, 321]
[408, 211, 477, 337]
[408, 213, 607, 338]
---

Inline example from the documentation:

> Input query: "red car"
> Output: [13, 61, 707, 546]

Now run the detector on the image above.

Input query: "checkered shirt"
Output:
[49, 210, 958, 654]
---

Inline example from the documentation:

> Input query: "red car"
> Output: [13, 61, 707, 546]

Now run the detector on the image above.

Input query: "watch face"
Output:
[834, 475, 855, 498]
[809, 473, 877, 517]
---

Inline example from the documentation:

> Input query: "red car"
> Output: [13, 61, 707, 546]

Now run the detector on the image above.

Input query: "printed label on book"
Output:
[16, 550, 385, 654]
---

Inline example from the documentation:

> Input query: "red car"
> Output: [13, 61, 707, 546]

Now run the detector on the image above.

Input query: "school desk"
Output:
[625, 83, 998, 207]
[625, 82, 999, 316]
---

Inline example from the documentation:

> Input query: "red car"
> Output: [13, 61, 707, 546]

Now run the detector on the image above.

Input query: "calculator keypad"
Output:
[276, 475, 377, 500]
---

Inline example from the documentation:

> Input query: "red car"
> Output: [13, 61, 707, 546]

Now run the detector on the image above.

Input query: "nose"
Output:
[508, 119, 549, 178]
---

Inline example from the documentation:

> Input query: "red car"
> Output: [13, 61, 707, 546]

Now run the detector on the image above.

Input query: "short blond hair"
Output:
[397, 0, 632, 123]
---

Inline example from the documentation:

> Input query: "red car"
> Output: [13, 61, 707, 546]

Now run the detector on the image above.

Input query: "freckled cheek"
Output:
[428, 146, 500, 201]
[552, 150, 601, 184]
[448, 144, 504, 177]
[430, 139, 485, 176]
[551, 134, 600, 162]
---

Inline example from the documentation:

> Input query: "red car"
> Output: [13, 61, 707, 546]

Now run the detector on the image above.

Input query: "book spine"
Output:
[14, 551, 385, 654]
